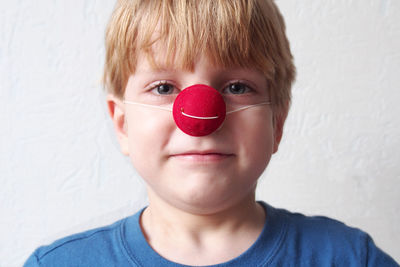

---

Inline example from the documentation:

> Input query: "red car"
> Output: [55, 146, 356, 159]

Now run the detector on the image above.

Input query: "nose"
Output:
[173, 84, 226, 136]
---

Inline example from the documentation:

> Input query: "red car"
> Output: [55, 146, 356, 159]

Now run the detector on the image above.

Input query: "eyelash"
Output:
[147, 80, 254, 96]
[148, 81, 179, 95]
[222, 81, 253, 95]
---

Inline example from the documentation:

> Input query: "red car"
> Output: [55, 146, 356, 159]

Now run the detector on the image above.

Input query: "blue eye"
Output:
[224, 82, 251, 95]
[152, 83, 176, 95]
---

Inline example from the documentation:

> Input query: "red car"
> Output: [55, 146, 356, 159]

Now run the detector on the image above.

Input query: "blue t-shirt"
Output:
[24, 202, 399, 266]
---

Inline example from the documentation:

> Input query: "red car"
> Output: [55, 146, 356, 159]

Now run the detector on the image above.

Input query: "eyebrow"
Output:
[133, 66, 265, 89]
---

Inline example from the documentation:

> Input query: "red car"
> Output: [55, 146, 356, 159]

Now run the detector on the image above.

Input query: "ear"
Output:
[272, 106, 289, 154]
[107, 94, 129, 155]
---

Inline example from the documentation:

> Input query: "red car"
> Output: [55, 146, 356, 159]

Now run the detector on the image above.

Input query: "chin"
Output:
[168, 183, 255, 215]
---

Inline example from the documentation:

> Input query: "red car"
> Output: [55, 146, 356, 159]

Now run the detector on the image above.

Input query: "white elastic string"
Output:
[124, 100, 272, 117]
[123, 101, 172, 112]
[226, 102, 272, 114]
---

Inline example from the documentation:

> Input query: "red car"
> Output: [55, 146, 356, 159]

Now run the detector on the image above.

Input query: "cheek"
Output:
[243, 125, 274, 171]
[228, 111, 275, 171]
[125, 110, 174, 168]
[249, 119, 274, 153]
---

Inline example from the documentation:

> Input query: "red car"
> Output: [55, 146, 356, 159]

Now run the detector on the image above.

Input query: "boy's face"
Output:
[108, 51, 286, 214]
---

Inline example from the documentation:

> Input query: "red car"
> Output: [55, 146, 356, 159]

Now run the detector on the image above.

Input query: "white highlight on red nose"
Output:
[180, 111, 220, 120]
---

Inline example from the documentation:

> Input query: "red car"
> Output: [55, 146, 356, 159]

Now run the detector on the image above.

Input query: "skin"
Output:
[107, 53, 287, 265]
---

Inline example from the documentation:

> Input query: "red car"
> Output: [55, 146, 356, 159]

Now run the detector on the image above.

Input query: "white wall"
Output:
[1, 0, 399, 266]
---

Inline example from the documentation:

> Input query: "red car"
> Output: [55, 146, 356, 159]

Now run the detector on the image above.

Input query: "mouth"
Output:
[170, 151, 234, 163]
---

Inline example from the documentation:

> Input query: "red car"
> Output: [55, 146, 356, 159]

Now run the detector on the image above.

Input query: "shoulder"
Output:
[265, 204, 368, 254]
[263, 203, 399, 266]
[277, 206, 364, 244]
[23, 215, 136, 267]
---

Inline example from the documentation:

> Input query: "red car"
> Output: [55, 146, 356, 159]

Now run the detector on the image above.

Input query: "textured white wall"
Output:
[1, 0, 399, 266]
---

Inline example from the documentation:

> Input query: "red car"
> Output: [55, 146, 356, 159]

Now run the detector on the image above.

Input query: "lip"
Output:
[169, 151, 234, 162]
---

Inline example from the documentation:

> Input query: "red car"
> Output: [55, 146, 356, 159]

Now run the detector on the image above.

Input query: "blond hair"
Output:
[103, 0, 295, 111]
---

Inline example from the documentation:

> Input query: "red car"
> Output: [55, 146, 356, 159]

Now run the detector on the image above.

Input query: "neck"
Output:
[139, 190, 266, 265]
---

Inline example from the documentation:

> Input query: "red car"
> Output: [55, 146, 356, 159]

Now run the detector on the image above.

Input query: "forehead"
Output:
[133, 48, 265, 82]
[134, 39, 265, 79]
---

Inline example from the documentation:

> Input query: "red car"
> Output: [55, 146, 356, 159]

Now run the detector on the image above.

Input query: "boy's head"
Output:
[103, 0, 295, 114]
[104, 0, 296, 213]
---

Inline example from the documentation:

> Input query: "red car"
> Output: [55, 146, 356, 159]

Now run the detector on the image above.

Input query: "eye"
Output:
[223, 82, 252, 95]
[150, 82, 178, 95]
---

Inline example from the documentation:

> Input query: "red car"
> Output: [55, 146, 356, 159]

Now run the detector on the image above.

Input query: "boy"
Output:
[24, 0, 398, 266]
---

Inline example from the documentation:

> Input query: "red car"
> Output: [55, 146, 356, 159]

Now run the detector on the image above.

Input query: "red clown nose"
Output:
[173, 84, 226, 136]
